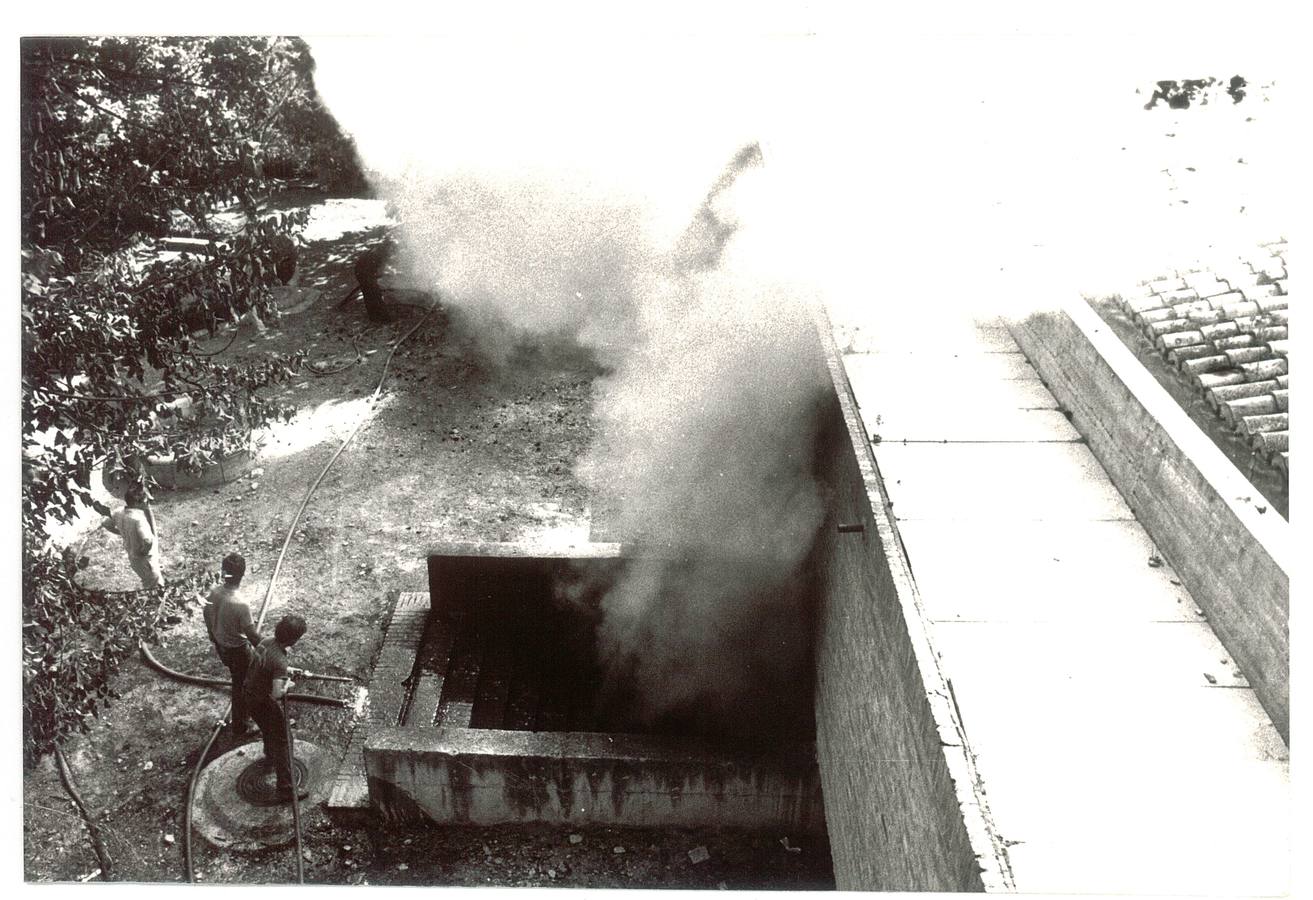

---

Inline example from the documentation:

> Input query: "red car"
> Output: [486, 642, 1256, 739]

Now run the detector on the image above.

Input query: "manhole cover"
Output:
[235, 757, 310, 807]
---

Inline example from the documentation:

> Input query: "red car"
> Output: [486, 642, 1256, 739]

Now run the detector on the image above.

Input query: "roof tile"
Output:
[1162, 288, 1201, 304]
[1224, 347, 1270, 366]
[1214, 334, 1256, 351]
[1241, 412, 1288, 435]
[1124, 293, 1168, 313]
[1183, 272, 1230, 297]
[1184, 308, 1228, 326]
[1139, 307, 1179, 324]
[1182, 355, 1231, 376]
[1146, 317, 1193, 337]
[1235, 282, 1283, 301]
[1199, 321, 1240, 341]
[1252, 325, 1287, 342]
[1207, 380, 1280, 407]
[1157, 330, 1206, 351]
[1170, 299, 1213, 317]
[1147, 277, 1186, 294]
[1206, 290, 1247, 308]
[1219, 300, 1261, 318]
[1197, 371, 1247, 388]
[1113, 244, 1292, 493]
[1255, 431, 1288, 453]
[1253, 296, 1288, 313]
[1222, 395, 1279, 423]
[1240, 358, 1287, 382]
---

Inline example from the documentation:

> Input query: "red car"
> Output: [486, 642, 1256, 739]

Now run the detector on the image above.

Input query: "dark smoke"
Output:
[577, 143, 830, 740]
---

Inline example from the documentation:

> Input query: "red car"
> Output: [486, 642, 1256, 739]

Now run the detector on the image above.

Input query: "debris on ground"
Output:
[689, 846, 711, 864]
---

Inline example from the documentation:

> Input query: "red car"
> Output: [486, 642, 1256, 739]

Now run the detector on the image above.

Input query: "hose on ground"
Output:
[180, 296, 441, 884]
[183, 722, 223, 883]
[283, 696, 305, 883]
[304, 332, 364, 377]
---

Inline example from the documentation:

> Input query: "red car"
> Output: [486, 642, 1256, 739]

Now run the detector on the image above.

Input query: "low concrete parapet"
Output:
[365, 726, 824, 831]
[1008, 298, 1289, 741]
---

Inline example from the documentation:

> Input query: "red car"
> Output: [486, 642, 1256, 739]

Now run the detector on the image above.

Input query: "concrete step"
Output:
[327, 590, 430, 812]
[435, 616, 482, 728]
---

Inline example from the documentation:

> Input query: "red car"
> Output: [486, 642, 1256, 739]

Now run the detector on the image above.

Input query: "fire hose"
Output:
[175, 299, 440, 883]
[139, 643, 349, 707]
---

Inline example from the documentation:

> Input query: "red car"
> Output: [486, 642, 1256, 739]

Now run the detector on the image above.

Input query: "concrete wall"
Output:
[1008, 299, 1289, 741]
[809, 315, 1004, 892]
[366, 727, 824, 831]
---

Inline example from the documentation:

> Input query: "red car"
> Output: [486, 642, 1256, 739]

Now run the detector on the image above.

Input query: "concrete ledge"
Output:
[1007, 298, 1289, 742]
[365, 726, 823, 832]
[811, 304, 1010, 892]
[425, 539, 623, 560]
[327, 589, 422, 813]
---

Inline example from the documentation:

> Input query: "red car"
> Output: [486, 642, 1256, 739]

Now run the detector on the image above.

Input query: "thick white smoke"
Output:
[308, 35, 828, 733]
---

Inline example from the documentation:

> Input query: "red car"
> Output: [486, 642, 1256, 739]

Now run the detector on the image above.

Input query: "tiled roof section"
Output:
[1118, 240, 1289, 482]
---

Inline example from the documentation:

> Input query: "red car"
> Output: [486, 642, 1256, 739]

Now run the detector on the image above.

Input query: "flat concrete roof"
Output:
[832, 308, 1289, 895]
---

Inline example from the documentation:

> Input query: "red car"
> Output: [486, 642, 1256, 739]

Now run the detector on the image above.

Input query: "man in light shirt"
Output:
[202, 553, 262, 738]
[101, 482, 162, 588]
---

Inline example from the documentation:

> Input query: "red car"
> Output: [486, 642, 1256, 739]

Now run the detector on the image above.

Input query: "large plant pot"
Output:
[102, 442, 254, 496]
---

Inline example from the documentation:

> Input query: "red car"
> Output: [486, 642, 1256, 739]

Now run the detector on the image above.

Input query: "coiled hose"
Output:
[178, 301, 440, 883]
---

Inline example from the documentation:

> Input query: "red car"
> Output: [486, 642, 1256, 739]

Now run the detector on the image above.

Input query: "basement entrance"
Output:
[361, 541, 824, 832]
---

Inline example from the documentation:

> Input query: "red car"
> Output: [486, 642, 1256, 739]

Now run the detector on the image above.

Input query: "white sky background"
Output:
[305, 8, 1293, 329]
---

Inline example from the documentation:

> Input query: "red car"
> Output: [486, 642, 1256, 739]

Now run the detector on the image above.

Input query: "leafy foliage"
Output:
[21, 536, 220, 767]
[20, 36, 348, 764]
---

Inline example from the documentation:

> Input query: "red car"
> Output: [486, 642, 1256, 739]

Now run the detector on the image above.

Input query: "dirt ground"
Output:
[20, 193, 834, 888]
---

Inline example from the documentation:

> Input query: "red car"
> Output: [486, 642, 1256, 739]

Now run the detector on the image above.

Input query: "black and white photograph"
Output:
[11, 5, 1299, 893]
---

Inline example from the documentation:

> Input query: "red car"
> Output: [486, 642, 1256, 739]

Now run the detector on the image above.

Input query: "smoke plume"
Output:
[578, 145, 828, 737]
[308, 36, 830, 738]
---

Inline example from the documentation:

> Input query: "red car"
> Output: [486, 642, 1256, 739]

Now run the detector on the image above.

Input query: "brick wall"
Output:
[809, 317, 1000, 891]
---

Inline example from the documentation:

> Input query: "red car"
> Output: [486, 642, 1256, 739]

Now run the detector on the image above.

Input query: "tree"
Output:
[20, 36, 348, 877]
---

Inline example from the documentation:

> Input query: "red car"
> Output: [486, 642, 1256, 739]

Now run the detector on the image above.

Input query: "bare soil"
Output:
[21, 194, 834, 888]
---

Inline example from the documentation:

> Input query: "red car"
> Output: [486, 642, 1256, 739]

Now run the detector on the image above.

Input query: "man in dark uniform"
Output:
[244, 614, 308, 801]
[353, 240, 393, 322]
[270, 233, 299, 285]
[202, 553, 261, 737]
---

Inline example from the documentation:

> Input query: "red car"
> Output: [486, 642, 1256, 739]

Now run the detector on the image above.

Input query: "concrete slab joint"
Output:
[1006, 297, 1289, 742]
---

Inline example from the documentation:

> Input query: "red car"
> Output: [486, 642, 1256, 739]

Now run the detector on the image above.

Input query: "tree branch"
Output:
[53, 745, 113, 881]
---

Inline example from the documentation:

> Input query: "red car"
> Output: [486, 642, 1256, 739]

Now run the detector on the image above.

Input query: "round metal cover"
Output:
[235, 756, 310, 807]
